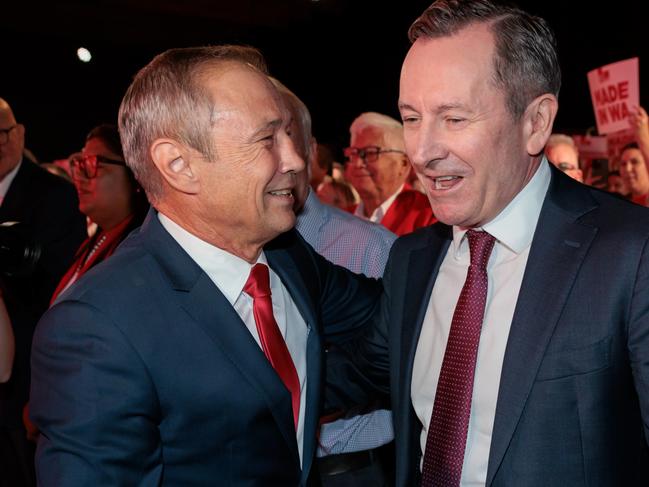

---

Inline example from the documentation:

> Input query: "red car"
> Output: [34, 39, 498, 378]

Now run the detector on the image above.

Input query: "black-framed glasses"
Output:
[69, 153, 126, 179]
[343, 145, 406, 164]
[0, 125, 17, 144]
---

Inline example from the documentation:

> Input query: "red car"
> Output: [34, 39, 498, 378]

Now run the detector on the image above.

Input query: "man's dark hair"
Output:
[409, 0, 561, 119]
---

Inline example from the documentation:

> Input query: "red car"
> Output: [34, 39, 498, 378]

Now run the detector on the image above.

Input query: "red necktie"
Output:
[244, 263, 301, 430]
[421, 230, 496, 487]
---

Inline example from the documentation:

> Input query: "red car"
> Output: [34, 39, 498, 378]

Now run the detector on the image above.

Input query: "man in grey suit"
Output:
[328, 1, 649, 485]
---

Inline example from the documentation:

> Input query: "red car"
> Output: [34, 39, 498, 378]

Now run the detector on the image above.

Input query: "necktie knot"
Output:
[244, 263, 272, 299]
[466, 229, 496, 270]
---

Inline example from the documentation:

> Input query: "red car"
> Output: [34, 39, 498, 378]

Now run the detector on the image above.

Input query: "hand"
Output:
[631, 106, 649, 142]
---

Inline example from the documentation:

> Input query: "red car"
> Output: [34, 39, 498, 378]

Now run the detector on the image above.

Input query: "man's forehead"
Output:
[0, 105, 16, 127]
[199, 65, 288, 134]
[353, 125, 383, 142]
[205, 64, 280, 106]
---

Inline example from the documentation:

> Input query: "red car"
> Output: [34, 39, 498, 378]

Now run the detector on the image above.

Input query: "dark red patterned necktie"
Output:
[421, 230, 496, 487]
[244, 263, 301, 429]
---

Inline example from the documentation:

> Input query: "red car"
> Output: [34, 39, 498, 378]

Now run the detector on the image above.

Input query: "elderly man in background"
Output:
[345, 112, 435, 236]
[30, 46, 380, 486]
[544, 133, 583, 182]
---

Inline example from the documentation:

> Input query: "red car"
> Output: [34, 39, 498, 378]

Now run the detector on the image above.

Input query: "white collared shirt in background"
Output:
[412, 159, 551, 486]
[0, 160, 22, 206]
[355, 183, 404, 223]
[159, 213, 309, 465]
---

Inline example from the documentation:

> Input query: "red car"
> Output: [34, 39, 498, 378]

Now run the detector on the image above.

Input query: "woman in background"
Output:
[50, 124, 148, 302]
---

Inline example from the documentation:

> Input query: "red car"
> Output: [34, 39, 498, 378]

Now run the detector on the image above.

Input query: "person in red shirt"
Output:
[344, 112, 435, 236]
[619, 142, 649, 208]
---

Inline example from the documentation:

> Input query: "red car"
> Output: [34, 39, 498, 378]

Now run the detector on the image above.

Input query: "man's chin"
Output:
[268, 212, 297, 237]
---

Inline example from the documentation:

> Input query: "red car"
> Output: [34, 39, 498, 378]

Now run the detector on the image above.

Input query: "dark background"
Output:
[2, 0, 647, 162]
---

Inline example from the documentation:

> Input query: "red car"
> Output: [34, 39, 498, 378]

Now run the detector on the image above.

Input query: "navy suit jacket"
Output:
[30, 209, 380, 486]
[329, 164, 649, 486]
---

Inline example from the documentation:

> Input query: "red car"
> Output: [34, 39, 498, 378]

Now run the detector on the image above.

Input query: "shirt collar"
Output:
[158, 212, 267, 306]
[0, 159, 22, 200]
[451, 157, 551, 257]
[356, 183, 405, 221]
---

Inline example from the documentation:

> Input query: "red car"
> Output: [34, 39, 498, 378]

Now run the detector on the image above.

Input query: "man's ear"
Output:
[524, 93, 558, 156]
[150, 138, 200, 195]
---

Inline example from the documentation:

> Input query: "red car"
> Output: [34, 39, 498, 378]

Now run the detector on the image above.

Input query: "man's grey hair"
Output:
[350, 112, 405, 151]
[268, 77, 313, 162]
[118, 45, 267, 204]
[408, 0, 561, 119]
[546, 133, 578, 156]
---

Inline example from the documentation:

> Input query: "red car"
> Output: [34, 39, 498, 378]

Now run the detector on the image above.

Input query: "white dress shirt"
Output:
[412, 160, 551, 486]
[0, 159, 21, 206]
[355, 183, 404, 223]
[159, 213, 309, 465]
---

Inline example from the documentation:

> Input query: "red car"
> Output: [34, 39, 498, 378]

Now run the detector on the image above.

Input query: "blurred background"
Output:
[2, 0, 647, 161]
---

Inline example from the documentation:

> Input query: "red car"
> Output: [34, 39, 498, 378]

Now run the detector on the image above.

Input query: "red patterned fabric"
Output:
[421, 230, 496, 487]
[244, 263, 301, 429]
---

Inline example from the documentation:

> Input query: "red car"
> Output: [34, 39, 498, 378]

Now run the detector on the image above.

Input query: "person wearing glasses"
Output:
[48, 124, 148, 303]
[344, 112, 435, 236]
[544, 133, 583, 182]
[0, 98, 86, 487]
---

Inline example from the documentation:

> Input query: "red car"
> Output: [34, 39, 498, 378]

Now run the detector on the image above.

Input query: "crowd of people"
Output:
[1, 0, 649, 486]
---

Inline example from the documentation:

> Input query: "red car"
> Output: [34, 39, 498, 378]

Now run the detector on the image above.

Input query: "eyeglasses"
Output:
[557, 162, 578, 172]
[343, 145, 406, 164]
[0, 125, 17, 144]
[69, 153, 126, 179]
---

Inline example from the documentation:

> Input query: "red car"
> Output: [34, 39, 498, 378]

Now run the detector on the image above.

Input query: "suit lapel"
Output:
[400, 225, 452, 390]
[139, 212, 302, 465]
[397, 225, 451, 475]
[486, 171, 598, 485]
[266, 245, 321, 483]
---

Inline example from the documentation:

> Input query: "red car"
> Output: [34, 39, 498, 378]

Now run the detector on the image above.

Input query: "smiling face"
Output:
[345, 126, 409, 205]
[188, 64, 305, 251]
[619, 147, 649, 196]
[399, 23, 540, 228]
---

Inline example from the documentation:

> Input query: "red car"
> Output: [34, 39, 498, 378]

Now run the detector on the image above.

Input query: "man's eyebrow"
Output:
[397, 102, 466, 113]
[398, 101, 416, 112]
[249, 118, 282, 141]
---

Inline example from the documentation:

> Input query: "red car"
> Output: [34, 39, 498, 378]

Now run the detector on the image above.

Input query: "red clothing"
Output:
[50, 215, 136, 304]
[350, 187, 436, 236]
[631, 193, 649, 207]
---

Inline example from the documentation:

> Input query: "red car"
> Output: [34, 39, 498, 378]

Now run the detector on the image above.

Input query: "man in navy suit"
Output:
[328, 1, 649, 485]
[30, 45, 379, 486]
